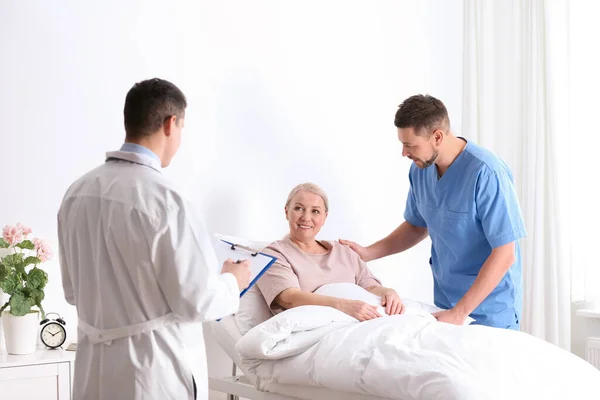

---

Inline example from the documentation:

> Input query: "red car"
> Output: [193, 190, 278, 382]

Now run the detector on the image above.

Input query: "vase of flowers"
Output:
[0, 223, 50, 354]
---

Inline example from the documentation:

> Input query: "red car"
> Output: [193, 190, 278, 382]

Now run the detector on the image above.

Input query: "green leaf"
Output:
[0, 263, 6, 283]
[15, 264, 25, 277]
[27, 268, 48, 290]
[4, 254, 27, 277]
[23, 256, 40, 267]
[16, 240, 35, 250]
[9, 291, 33, 316]
[0, 238, 9, 248]
[30, 288, 44, 304]
[1, 274, 20, 295]
[22, 286, 45, 318]
[0, 301, 9, 316]
[2, 253, 24, 269]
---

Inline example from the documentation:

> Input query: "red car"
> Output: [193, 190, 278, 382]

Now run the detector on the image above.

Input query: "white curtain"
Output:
[462, 0, 571, 349]
[569, 1, 600, 310]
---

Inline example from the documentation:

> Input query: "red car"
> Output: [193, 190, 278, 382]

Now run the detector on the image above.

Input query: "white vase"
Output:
[2, 310, 39, 355]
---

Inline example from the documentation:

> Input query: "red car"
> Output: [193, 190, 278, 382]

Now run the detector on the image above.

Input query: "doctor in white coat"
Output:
[57, 78, 251, 400]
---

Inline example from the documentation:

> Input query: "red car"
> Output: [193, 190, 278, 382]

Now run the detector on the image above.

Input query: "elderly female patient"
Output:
[256, 183, 404, 322]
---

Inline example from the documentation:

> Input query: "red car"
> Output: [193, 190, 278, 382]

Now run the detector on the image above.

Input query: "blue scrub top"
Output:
[404, 139, 526, 328]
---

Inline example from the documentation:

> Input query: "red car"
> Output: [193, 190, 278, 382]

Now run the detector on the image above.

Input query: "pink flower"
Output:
[2, 225, 24, 246]
[33, 238, 53, 262]
[16, 223, 32, 237]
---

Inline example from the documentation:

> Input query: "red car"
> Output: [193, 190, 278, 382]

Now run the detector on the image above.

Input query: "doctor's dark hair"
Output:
[124, 78, 187, 138]
[394, 94, 450, 136]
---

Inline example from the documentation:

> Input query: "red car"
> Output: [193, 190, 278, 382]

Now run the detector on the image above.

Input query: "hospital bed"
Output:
[208, 234, 600, 399]
[209, 310, 600, 400]
[208, 315, 387, 400]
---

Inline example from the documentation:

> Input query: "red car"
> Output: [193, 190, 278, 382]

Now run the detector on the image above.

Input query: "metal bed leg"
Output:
[227, 361, 239, 400]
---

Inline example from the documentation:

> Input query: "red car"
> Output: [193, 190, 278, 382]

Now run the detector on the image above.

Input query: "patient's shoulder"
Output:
[332, 239, 355, 253]
[263, 238, 289, 253]
[261, 239, 293, 265]
[332, 240, 363, 262]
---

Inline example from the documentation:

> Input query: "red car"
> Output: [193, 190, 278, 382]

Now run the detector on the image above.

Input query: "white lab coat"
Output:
[57, 150, 239, 400]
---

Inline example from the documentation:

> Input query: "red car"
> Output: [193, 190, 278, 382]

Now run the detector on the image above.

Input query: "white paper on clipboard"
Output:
[213, 239, 277, 297]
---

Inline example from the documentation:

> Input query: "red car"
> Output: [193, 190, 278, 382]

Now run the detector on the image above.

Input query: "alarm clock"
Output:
[40, 312, 67, 349]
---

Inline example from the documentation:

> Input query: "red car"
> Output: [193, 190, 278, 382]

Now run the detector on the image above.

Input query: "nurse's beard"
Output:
[414, 151, 439, 169]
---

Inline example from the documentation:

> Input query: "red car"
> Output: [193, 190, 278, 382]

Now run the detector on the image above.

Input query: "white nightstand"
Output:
[0, 348, 75, 400]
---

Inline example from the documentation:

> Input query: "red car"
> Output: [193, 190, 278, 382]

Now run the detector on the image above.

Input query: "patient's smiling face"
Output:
[285, 190, 328, 242]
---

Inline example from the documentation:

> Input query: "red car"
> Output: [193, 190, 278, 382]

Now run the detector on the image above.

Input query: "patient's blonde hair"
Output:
[285, 182, 329, 212]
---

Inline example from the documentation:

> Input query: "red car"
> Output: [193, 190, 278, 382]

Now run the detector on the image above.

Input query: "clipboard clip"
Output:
[230, 243, 260, 257]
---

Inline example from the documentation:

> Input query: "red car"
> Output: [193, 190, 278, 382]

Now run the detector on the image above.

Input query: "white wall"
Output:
[0, 0, 463, 396]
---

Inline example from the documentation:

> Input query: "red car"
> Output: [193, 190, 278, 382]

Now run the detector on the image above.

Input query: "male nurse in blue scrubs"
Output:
[341, 94, 526, 329]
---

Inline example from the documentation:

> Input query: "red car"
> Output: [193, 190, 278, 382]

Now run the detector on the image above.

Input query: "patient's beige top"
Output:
[256, 237, 381, 312]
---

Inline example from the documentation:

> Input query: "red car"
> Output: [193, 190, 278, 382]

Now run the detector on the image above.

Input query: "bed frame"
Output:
[209, 362, 301, 400]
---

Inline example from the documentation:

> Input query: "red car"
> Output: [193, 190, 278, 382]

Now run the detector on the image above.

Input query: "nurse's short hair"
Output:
[285, 183, 329, 213]
[124, 78, 187, 138]
[394, 94, 450, 136]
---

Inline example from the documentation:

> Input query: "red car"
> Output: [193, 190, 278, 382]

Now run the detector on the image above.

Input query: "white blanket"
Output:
[238, 301, 600, 399]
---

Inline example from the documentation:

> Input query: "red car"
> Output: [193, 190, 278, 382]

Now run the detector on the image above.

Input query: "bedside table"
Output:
[0, 348, 75, 400]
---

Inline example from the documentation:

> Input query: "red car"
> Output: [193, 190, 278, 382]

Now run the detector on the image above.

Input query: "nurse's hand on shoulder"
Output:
[339, 239, 373, 262]
[338, 299, 382, 322]
[432, 308, 467, 325]
[221, 259, 252, 290]
[381, 289, 404, 315]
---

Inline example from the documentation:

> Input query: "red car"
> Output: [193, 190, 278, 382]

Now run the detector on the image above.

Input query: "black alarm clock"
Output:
[40, 312, 67, 349]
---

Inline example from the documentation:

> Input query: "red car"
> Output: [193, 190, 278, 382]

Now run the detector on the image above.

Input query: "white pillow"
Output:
[213, 234, 274, 335]
[315, 283, 475, 325]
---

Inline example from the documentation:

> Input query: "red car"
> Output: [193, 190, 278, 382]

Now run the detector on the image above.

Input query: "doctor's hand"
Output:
[381, 289, 404, 315]
[338, 299, 382, 322]
[338, 239, 373, 262]
[221, 259, 252, 291]
[432, 308, 467, 326]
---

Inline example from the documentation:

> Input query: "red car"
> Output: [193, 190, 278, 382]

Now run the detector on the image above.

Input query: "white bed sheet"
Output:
[237, 305, 600, 400]
[209, 316, 387, 400]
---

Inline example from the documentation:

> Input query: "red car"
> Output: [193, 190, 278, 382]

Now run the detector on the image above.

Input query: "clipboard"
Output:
[213, 239, 277, 297]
